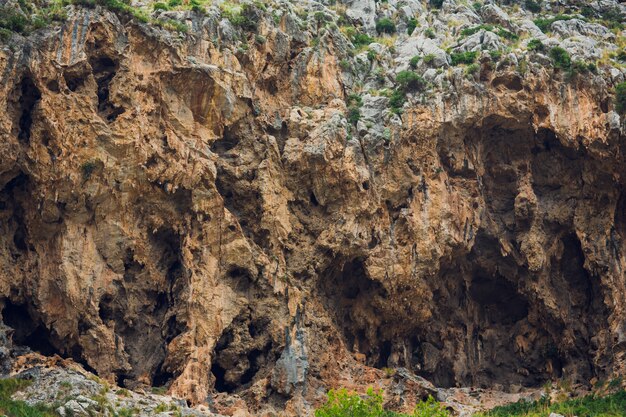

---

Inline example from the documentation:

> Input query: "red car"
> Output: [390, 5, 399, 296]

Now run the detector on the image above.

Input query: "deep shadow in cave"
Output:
[319, 121, 612, 391]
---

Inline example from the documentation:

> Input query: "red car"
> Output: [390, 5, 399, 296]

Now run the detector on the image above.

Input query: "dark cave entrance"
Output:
[1, 300, 97, 374]
[319, 258, 394, 369]
[2, 301, 58, 357]
[14, 74, 42, 145]
[318, 121, 613, 390]
[210, 307, 278, 394]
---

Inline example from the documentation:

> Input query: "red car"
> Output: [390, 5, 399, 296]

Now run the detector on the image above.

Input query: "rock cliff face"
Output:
[0, 0, 625, 414]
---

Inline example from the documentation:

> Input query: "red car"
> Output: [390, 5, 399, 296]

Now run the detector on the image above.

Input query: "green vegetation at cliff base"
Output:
[314, 388, 451, 417]
[476, 389, 626, 417]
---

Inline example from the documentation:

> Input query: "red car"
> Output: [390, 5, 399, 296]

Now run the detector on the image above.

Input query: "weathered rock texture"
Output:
[0, 0, 625, 415]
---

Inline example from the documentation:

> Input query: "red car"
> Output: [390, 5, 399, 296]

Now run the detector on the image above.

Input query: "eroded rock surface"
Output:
[0, 0, 625, 415]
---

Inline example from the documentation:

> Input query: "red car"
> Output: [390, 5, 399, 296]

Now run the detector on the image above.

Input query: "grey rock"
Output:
[518, 18, 548, 38]
[481, 4, 516, 31]
[217, 19, 238, 43]
[345, 0, 377, 33]
[396, 36, 448, 68]
[560, 37, 616, 61]
[454, 30, 504, 52]
[551, 19, 614, 40]
[58, 399, 90, 417]
[361, 94, 389, 124]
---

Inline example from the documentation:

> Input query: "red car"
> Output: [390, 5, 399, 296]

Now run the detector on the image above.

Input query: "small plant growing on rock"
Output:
[409, 56, 420, 68]
[533, 14, 574, 33]
[429, 0, 444, 9]
[424, 28, 436, 38]
[423, 53, 436, 65]
[450, 51, 478, 66]
[346, 93, 362, 125]
[396, 70, 426, 91]
[525, 0, 541, 13]
[153, 2, 169, 11]
[615, 82, 626, 115]
[527, 38, 544, 52]
[407, 17, 417, 35]
[375, 18, 396, 34]
[465, 63, 480, 76]
[389, 89, 405, 114]
[489, 50, 502, 61]
[549, 46, 571, 70]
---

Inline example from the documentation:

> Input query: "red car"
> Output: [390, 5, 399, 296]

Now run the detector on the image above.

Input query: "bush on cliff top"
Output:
[315, 388, 451, 417]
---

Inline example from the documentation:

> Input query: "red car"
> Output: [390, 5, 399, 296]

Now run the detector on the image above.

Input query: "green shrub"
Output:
[424, 28, 436, 38]
[525, 0, 541, 13]
[489, 50, 502, 61]
[168, 0, 181, 7]
[367, 49, 377, 61]
[616, 82, 626, 114]
[315, 389, 451, 417]
[347, 107, 361, 124]
[429, 0, 444, 9]
[527, 38, 544, 52]
[0, 7, 30, 33]
[346, 93, 362, 125]
[349, 32, 374, 47]
[346, 93, 363, 107]
[450, 51, 478, 65]
[407, 17, 417, 35]
[465, 63, 479, 76]
[0, 378, 59, 417]
[375, 17, 396, 34]
[472, 2, 482, 12]
[315, 388, 386, 417]
[549, 46, 571, 70]
[460, 24, 494, 37]
[396, 70, 426, 91]
[223, 3, 258, 31]
[533, 14, 574, 33]
[597, 7, 624, 30]
[423, 54, 435, 64]
[409, 55, 420, 68]
[413, 396, 451, 417]
[153, 2, 169, 11]
[496, 27, 518, 41]
[389, 89, 405, 114]
[570, 60, 593, 75]
[477, 390, 626, 417]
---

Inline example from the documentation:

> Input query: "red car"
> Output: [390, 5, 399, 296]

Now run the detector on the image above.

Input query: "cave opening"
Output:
[210, 125, 240, 154]
[15, 75, 41, 145]
[211, 312, 277, 394]
[93, 227, 189, 388]
[89, 56, 124, 122]
[315, 120, 613, 391]
[2, 301, 57, 356]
